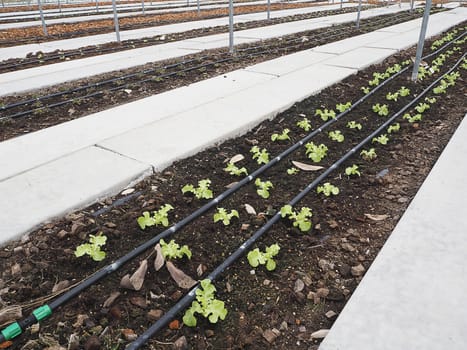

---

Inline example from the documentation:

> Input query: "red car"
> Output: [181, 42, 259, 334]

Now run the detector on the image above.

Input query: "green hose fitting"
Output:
[1, 322, 22, 341]
[32, 305, 52, 321]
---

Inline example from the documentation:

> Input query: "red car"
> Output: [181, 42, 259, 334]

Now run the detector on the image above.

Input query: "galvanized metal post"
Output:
[197, 0, 200, 15]
[356, 0, 362, 29]
[95, 0, 99, 13]
[411, 0, 432, 81]
[267, 0, 270, 20]
[1, 0, 4, 8]
[58, 0, 61, 13]
[340, 0, 343, 9]
[410, 0, 414, 12]
[38, 0, 48, 36]
[111, 0, 121, 42]
[228, 0, 234, 53]
[141, 0, 145, 14]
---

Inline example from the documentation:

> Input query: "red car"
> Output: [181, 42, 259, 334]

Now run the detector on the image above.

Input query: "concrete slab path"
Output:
[0, 7, 465, 244]
[319, 114, 467, 350]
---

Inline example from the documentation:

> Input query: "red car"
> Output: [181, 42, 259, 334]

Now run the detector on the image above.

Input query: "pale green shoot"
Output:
[213, 208, 239, 226]
[317, 182, 340, 196]
[296, 117, 312, 131]
[372, 134, 389, 145]
[271, 129, 291, 142]
[74, 233, 107, 262]
[250, 146, 270, 165]
[160, 239, 192, 260]
[372, 103, 389, 117]
[224, 163, 248, 176]
[182, 179, 213, 199]
[328, 130, 345, 142]
[345, 164, 361, 177]
[255, 178, 273, 199]
[305, 142, 328, 163]
[280, 205, 313, 232]
[360, 148, 377, 161]
[336, 102, 352, 113]
[387, 123, 400, 134]
[347, 121, 362, 130]
[247, 244, 280, 271]
[315, 108, 336, 121]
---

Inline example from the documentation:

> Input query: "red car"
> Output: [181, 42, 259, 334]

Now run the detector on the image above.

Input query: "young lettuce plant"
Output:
[183, 279, 228, 327]
[137, 204, 174, 229]
[250, 146, 270, 165]
[296, 117, 312, 131]
[347, 121, 362, 130]
[328, 130, 344, 142]
[336, 102, 351, 113]
[360, 148, 377, 161]
[271, 128, 291, 142]
[182, 179, 213, 199]
[361, 86, 370, 94]
[315, 108, 336, 121]
[213, 208, 239, 225]
[372, 103, 389, 117]
[398, 86, 410, 97]
[415, 102, 430, 114]
[224, 162, 248, 176]
[403, 113, 422, 123]
[280, 205, 313, 232]
[287, 167, 299, 175]
[255, 178, 273, 199]
[345, 164, 361, 176]
[160, 239, 192, 260]
[247, 244, 280, 271]
[74, 233, 107, 262]
[305, 142, 328, 163]
[387, 123, 400, 134]
[372, 134, 389, 145]
[317, 182, 339, 196]
[386, 91, 399, 102]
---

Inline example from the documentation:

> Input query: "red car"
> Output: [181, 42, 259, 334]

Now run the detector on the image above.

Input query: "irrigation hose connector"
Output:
[0, 305, 51, 341]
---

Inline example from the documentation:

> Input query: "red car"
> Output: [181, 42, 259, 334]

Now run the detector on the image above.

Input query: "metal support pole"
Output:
[356, 0, 362, 29]
[141, 0, 145, 14]
[111, 0, 121, 42]
[95, 0, 99, 13]
[197, 0, 200, 15]
[267, 0, 270, 20]
[340, 0, 343, 9]
[58, 0, 61, 13]
[411, 0, 431, 81]
[38, 0, 48, 36]
[228, 0, 234, 53]
[1, 0, 4, 8]
[409, 0, 414, 13]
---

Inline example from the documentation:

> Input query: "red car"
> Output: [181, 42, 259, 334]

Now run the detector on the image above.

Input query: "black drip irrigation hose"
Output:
[0, 30, 464, 344]
[126, 51, 467, 350]
[0, 40, 411, 343]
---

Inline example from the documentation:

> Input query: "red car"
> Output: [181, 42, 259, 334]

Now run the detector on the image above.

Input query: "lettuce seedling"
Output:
[305, 142, 328, 163]
[182, 179, 213, 199]
[247, 244, 280, 271]
[372, 103, 389, 117]
[360, 148, 377, 161]
[287, 167, 299, 175]
[386, 92, 399, 101]
[317, 182, 340, 196]
[433, 80, 448, 94]
[160, 239, 192, 260]
[315, 108, 336, 121]
[183, 279, 228, 327]
[328, 130, 344, 142]
[336, 102, 351, 113]
[372, 134, 389, 145]
[255, 178, 273, 199]
[271, 128, 291, 142]
[213, 208, 239, 225]
[403, 113, 422, 123]
[398, 86, 410, 97]
[425, 97, 437, 104]
[137, 204, 174, 229]
[224, 162, 248, 176]
[74, 233, 107, 262]
[345, 164, 361, 176]
[415, 102, 430, 114]
[387, 123, 400, 134]
[280, 205, 313, 232]
[361, 86, 370, 94]
[250, 146, 270, 165]
[347, 121, 362, 130]
[296, 117, 312, 131]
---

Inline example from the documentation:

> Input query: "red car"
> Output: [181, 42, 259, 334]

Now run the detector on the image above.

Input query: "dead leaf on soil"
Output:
[0, 305, 22, 327]
[154, 243, 165, 271]
[229, 154, 244, 164]
[244, 204, 257, 215]
[364, 213, 389, 221]
[166, 261, 197, 289]
[120, 259, 148, 291]
[292, 161, 324, 171]
[103, 291, 121, 308]
[310, 329, 329, 339]
[225, 181, 238, 188]
[52, 280, 70, 293]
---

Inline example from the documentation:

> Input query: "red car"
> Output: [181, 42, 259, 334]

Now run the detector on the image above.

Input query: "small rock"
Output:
[84, 335, 101, 350]
[262, 328, 280, 344]
[303, 275, 312, 286]
[310, 329, 329, 339]
[173, 336, 188, 350]
[57, 230, 68, 239]
[318, 259, 334, 271]
[170, 290, 183, 301]
[121, 188, 135, 195]
[341, 242, 356, 252]
[205, 329, 215, 338]
[30, 323, 40, 334]
[121, 328, 137, 341]
[294, 279, 305, 293]
[13, 246, 23, 254]
[226, 281, 233, 292]
[327, 220, 339, 228]
[147, 309, 163, 322]
[197, 264, 207, 277]
[241, 223, 250, 231]
[316, 288, 329, 298]
[109, 305, 122, 320]
[338, 263, 351, 277]
[103, 291, 121, 308]
[130, 296, 147, 308]
[11, 263, 21, 276]
[263, 279, 271, 286]
[279, 321, 288, 331]
[298, 326, 307, 333]
[73, 314, 88, 328]
[398, 197, 409, 203]
[325, 310, 337, 319]
[104, 222, 117, 228]
[351, 264, 366, 277]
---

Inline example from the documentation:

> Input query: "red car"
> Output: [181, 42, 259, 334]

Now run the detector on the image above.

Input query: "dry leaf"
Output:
[120, 260, 148, 291]
[364, 214, 389, 221]
[0, 305, 22, 327]
[229, 154, 244, 164]
[52, 280, 70, 293]
[103, 291, 121, 308]
[244, 204, 256, 215]
[154, 243, 165, 271]
[225, 182, 238, 189]
[292, 161, 324, 171]
[167, 261, 197, 289]
[310, 329, 329, 339]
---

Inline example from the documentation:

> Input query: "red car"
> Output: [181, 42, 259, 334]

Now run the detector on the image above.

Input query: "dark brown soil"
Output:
[0, 24, 466, 350]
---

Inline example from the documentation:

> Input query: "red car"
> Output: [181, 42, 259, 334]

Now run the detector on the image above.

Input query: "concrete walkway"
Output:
[0, 6, 465, 244]
[319, 114, 467, 350]
[0, 3, 415, 96]
[0, 2, 357, 61]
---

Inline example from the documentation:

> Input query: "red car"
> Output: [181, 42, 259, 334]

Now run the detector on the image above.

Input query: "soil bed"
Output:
[0, 9, 433, 141]
[0, 24, 466, 350]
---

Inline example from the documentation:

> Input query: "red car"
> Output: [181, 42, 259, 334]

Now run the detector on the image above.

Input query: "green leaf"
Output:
[89, 234, 107, 246]
[206, 300, 228, 323]
[181, 184, 194, 194]
[74, 243, 91, 257]
[137, 211, 156, 230]
[280, 205, 293, 217]
[183, 308, 197, 327]
[247, 249, 263, 267]
[90, 249, 106, 262]
[266, 259, 276, 271]
[298, 220, 311, 232]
